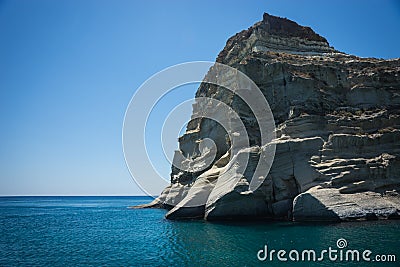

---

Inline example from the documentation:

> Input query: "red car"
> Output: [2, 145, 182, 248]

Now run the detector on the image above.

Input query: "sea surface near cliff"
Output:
[0, 196, 398, 266]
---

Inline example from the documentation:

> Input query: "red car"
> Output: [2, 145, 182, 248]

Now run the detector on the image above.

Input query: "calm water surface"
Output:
[0, 196, 398, 266]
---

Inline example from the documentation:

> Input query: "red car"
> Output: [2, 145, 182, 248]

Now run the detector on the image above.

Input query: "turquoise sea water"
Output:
[0, 196, 398, 266]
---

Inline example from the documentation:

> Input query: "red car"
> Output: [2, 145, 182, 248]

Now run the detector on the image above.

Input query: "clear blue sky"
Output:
[0, 0, 399, 196]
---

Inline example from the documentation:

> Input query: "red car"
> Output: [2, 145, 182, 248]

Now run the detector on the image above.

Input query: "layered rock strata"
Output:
[139, 13, 400, 221]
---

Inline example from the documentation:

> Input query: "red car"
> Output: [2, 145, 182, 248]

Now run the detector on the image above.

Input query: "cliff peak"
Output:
[217, 13, 336, 64]
[260, 13, 328, 43]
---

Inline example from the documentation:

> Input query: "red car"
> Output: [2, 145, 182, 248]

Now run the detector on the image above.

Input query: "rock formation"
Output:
[139, 13, 400, 221]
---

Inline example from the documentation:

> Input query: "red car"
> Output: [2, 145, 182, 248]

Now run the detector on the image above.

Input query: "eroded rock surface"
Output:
[142, 13, 400, 221]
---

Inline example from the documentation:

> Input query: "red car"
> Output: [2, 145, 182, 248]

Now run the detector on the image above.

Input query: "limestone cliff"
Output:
[142, 13, 400, 221]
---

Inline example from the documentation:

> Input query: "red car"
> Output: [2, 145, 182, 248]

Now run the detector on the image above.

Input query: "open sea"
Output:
[0, 196, 398, 266]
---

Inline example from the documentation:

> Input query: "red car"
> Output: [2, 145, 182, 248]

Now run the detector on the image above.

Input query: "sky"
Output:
[0, 0, 399, 196]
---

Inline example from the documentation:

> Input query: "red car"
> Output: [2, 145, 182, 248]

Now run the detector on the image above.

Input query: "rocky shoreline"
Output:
[136, 13, 400, 221]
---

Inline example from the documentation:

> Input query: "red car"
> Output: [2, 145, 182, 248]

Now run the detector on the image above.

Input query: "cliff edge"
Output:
[139, 13, 400, 222]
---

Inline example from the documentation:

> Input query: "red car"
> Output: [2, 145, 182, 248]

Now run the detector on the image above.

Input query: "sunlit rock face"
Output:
[144, 13, 400, 221]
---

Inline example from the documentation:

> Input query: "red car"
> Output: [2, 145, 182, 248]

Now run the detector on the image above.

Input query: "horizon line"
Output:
[0, 195, 156, 197]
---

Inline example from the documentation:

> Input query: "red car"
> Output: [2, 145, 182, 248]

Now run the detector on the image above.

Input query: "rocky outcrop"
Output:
[142, 13, 400, 221]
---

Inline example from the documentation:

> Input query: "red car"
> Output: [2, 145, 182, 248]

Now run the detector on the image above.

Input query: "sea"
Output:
[0, 196, 398, 266]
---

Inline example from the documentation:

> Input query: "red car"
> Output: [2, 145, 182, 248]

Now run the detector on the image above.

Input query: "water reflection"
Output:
[164, 219, 399, 266]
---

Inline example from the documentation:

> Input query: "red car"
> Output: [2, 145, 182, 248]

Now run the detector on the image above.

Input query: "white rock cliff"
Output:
[137, 13, 400, 221]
